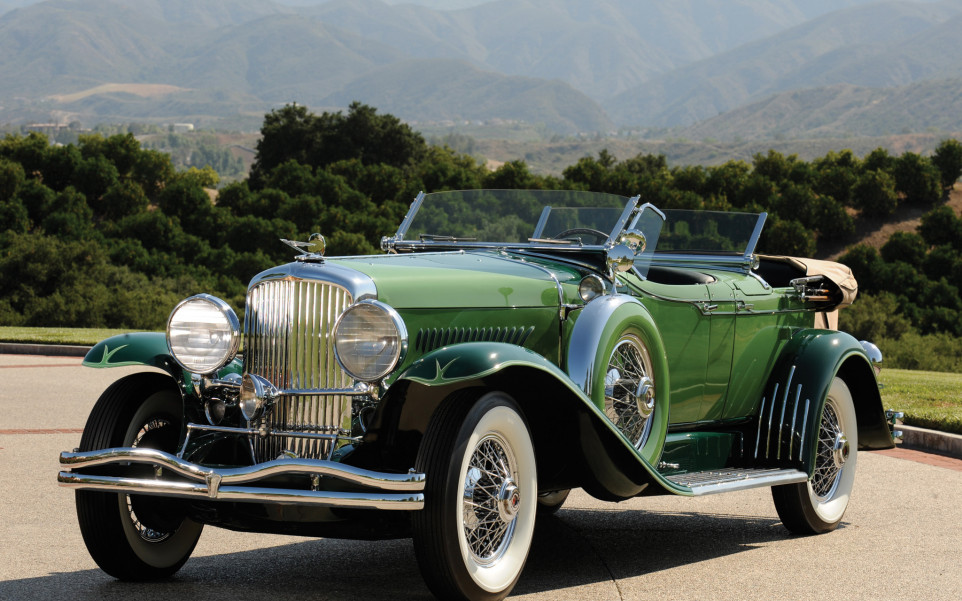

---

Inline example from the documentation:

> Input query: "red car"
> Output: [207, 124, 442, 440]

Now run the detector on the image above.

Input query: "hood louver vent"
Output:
[415, 326, 535, 354]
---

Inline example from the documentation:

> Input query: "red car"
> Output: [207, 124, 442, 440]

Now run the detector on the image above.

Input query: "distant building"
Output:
[171, 123, 195, 133]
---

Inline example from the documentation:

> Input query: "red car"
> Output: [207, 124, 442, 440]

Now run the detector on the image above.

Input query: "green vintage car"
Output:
[59, 189, 898, 600]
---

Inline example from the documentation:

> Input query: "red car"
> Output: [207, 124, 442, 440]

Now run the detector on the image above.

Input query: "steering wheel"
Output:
[552, 228, 609, 244]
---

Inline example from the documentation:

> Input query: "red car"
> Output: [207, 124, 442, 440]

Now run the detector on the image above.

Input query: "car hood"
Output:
[329, 251, 575, 309]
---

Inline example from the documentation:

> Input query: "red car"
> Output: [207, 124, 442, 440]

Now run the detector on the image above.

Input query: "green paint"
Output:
[330, 253, 578, 309]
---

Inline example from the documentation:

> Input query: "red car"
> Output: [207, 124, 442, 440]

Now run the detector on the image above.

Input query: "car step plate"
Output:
[666, 468, 808, 496]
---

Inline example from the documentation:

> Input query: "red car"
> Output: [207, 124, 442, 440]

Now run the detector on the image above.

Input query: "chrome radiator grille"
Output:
[244, 278, 354, 461]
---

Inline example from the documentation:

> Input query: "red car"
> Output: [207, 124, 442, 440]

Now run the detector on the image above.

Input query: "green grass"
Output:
[879, 368, 962, 435]
[0, 326, 142, 346]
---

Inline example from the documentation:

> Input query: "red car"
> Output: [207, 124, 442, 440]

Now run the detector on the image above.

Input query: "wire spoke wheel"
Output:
[811, 401, 846, 500]
[462, 434, 520, 565]
[604, 334, 656, 449]
[772, 377, 858, 535]
[413, 390, 537, 601]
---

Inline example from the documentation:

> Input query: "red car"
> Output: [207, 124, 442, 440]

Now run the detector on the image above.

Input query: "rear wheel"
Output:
[75, 373, 203, 579]
[772, 377, 858, 534]
[413, 390, 537, 601]
[536, 489, 570, 515]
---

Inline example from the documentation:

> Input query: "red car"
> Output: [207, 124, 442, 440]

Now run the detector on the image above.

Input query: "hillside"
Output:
[322, 59, 612, 134]
[3, 0, 962, 137]
[680, 79, 962, 141]
[604, 0, 962, 126]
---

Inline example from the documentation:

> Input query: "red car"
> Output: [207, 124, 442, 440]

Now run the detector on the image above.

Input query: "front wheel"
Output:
[413, 390, 537, 601]
[75, 373, 203, 579]
[772, 377, 858, 534]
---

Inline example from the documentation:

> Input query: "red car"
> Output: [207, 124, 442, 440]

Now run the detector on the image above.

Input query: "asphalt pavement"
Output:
[2, 354, 961, 601]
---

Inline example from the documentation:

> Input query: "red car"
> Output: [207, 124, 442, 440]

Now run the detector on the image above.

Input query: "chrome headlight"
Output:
[333, 300, 407, 382]
[579, 274, 606, 302]
[167, 294, 240, 374]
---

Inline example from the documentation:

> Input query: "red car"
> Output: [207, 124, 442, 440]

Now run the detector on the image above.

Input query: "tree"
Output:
[839, 245, 884, 292]
[814, 197, 854, 241]
[931, 138, 962, 191]
[42, 187, 94, 238]
[250, 102, 427, 187]
[919, 205, 962, 250]
[813, 150, 860, 206]
[0, 157, 25, 201]
[852, 170, 898, 219]
[893, 152, 941, 206]
[862, 147, 894, 173]
[880, 232, 927, 267]
[97, 179, 149, 220]
[757, 218, 815, 257]
[838, 292, 913, 341]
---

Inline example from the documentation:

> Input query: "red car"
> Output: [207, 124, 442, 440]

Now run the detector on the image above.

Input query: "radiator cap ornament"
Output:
[282, 233, 326, 262]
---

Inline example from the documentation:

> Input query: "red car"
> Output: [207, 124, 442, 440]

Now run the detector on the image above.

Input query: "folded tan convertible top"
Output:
[759, 255, 858, 330]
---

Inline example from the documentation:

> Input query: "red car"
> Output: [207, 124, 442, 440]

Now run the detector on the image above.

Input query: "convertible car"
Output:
[59, 189, 899, 601]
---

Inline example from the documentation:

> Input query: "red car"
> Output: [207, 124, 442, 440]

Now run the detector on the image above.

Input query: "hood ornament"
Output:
[281, 233, 326, 262]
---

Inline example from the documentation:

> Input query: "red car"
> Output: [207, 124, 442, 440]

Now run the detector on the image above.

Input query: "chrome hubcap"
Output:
[497, 479, 521, 522]
[832, 434, 850, 469]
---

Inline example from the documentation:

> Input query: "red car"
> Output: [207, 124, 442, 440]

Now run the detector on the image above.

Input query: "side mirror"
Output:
[606, 244, 636, 274]
[618, 229, 646, 253]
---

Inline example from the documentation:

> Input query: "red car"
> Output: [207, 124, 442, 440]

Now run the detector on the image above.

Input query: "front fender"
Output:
[365, 341, 690, 499]
[83, 333, 178, 372]
[757, 329, 894, 475]
[82, 333, 243, 390]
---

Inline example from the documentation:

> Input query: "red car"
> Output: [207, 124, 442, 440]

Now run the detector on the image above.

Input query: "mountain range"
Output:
[1, 0, 961, 137]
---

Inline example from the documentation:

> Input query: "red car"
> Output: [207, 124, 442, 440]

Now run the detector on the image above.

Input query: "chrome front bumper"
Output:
[58, 447, 425, 510]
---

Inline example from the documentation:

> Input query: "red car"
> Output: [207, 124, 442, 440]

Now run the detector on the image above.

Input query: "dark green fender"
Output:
[371, 342, 691, 498]
[755, 329, 894, 477]
[82, 332, 242, 391]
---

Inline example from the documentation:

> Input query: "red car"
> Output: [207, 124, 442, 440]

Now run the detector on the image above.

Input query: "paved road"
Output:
[2, 355, 961, 601]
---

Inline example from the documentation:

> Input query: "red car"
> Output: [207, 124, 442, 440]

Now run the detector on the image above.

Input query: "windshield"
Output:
[395, 189, 634, 245]
[385, 190, 766, 264]
[654, 209, 766, 255]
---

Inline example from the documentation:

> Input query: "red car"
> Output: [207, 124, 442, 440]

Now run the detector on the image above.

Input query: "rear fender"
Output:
[367, 341, 690, 498]
[755, 329, 894, 476]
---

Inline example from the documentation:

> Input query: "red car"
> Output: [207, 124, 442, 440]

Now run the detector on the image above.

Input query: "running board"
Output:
[666, 468, 808, 496]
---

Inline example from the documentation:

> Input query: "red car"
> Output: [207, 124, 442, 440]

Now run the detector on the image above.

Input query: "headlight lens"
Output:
[333, 300, 407, 382]
[579, 274, 606, 302]
[167, 294, 240, 374]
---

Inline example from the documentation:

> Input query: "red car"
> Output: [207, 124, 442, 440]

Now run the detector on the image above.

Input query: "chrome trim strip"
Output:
[532, 205, 552, 238]
[744, 212, 768, 257]
[754, 396, 767, 459]
[799, 398, 811, 461]
[776, 365, 795, 460]
[647, 253, 757, 271]
[59, 447, 426, 510]
[788, 384, 801, 460]
[566, 294, 643, 395]
[393, 190, 426, 242]
[606, 195, 641, 244]
[764, 383, 779, 459]
[186, 422, 362, 443]
[247, 262, 377, 302]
